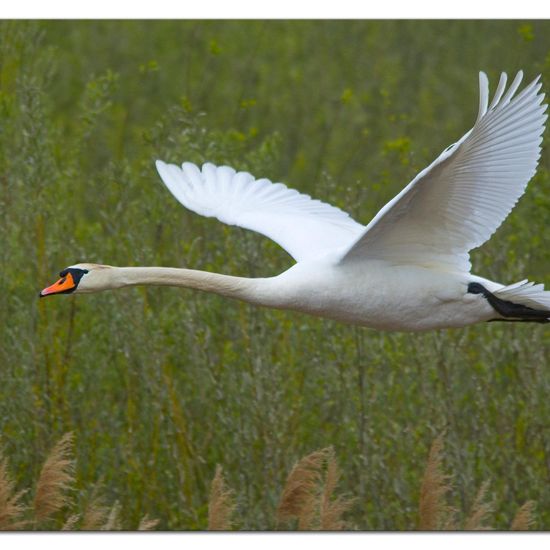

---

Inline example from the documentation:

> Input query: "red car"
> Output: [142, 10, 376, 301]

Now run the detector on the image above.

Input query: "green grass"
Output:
[0, 20, 549, 530]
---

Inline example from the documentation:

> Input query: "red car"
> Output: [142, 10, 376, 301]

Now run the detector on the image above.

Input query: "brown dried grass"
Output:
[138, 514, 160, 531]
[61, 513, 80, 531]
[463, 480, 493, 531]
[418, 435, 456, 530]
[0, 431, 541, 531]
[0, 432, 161, 531]
[277, 446, 354, 530]
[277, 448, 329, 529]
[33, 433, 75, 522]
[511, 501, 536, 531]
[208, 465, 236, 531]
[102, 501, 122, 531]
[0, 453, 27, 530]
[319, 448, 356, 530]
[81, 496, 109, 531]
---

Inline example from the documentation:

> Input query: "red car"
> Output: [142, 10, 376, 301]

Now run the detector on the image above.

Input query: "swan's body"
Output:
[41, 71, 550, 331]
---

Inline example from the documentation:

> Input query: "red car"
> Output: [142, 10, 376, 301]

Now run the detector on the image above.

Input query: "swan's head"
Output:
[39, 263, 113, 297]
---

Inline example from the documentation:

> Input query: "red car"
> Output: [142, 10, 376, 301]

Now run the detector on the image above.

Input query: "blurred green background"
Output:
[0, 20, 549, 530]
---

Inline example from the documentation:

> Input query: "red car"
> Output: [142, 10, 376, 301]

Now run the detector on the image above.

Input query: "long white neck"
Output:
[101, 266, 281, 307]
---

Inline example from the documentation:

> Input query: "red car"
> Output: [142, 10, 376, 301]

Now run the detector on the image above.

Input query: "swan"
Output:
[40, 71, 550, 331]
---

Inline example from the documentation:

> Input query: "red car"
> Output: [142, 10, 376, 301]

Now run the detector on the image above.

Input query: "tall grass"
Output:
[0, 433, 156, 530]
[0, 20, 549, 529]
[33, 433, 74, 523]
[208, 465, 236, 531]
[418, 435, 455, 530]
[0, 433, 536, 531]
[276, 447, 355, 530]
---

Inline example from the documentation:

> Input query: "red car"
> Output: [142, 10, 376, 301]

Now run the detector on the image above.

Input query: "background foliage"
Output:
[0, 20, 549, 530]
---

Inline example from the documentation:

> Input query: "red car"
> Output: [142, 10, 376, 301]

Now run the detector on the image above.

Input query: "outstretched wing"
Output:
[156, 161, 364, 262]
[339, 71, 547, 272]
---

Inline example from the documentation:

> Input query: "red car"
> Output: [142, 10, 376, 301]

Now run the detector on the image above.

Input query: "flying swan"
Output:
[40, 71, 550, 331]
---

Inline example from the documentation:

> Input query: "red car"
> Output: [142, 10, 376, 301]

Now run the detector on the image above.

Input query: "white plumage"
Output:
[157, 72, 546, 273]
[155, 160, 364, 262]
[340, 72, 546, 272]
[43, 71, 550, 331]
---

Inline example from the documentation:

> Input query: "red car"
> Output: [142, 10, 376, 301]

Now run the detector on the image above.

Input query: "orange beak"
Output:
[39, 272, 77, 298]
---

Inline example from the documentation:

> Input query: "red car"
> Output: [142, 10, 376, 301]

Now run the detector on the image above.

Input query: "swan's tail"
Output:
[469, 280, 550, 323]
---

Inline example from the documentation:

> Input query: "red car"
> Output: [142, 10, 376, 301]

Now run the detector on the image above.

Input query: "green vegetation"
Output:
[0, 432, 536, 531]
[0, 20, 549, 530]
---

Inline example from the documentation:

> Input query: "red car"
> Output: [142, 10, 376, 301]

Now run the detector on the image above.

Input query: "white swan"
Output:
[40, 71, 550, 331]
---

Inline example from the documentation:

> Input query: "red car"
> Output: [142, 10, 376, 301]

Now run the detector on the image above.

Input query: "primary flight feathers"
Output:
[342, 71, 546, 271]
[156, 71, 546, 272]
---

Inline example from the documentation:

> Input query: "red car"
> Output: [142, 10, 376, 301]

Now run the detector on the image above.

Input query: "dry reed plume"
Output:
[510, 501, 536, 531]
[0, 452, 27, 530]
[138, 514, 160, 531]
[418, 435, 535, 531]
[463, 480, 494, 531]
[0, 432, 158, 531]
[418, 434, 456, 530]
[33, 433, 75, 522]
[277, 448, 328, 528]
[208, 465, 236, 530]
[319, 448, 356, 530]
[0, 431, 540, 531]
[80, 491, 108, 531]
[277, 446, 355, 530]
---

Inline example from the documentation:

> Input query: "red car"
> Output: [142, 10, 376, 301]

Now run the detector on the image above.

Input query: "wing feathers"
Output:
[157, 71, 545, 272]
[495, 279, 550, 310]
[156, 161, 364, 262]
[339, 71, 546, 271]
[488, 72, 507, 110]
[499, 71, 524, 107]
[477, 71, 489, 122]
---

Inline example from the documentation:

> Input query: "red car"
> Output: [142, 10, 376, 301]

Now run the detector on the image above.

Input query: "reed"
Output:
[510, 501, 536, 531]
[463, 481, 493, 531]
[277, 447, 354, 530]
[138, 514, 160, 531]
[207, 465, 236, 531]
[102, 501, 122, 531]
[0, 432, 160, 530]
[80, 494, 109, 531]
[61, 513, 80, 531]
[418, 435, 455, 530]
[33, 433, 75, 523]
[0, 431, 539, 531]
[277, 448, 329, 529]
[0, 452, 27, 530]
[319, 448, 356, 530]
